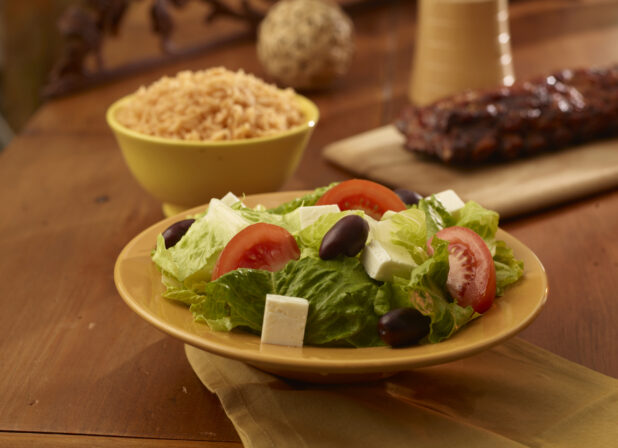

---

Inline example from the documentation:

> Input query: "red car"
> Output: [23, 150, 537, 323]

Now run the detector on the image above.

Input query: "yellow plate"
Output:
[114, 191, 548, 382]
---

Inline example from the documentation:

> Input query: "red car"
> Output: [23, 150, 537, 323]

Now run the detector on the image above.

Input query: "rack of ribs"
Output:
[396, 65, 618, 164]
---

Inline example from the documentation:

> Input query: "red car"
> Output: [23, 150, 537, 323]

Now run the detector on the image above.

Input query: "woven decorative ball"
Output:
[257, 0, 354, 89]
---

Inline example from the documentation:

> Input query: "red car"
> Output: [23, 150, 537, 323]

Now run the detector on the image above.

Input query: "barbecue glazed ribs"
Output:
[396, 66, 618, 164]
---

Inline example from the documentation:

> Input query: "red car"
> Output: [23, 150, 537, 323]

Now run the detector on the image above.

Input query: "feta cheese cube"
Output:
[220, 192, 242, 207]
[361, 239, 416, 282]
[296, 205, 340, 229]
[261, 294, 310, 347]
[363, 214, 379, 229]
[371, 218, 392, 242]
[433, 189, 465, 213]
[362, 214, 379, 242]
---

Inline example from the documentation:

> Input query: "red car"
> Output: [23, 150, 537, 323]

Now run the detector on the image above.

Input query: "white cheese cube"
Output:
[371, 219, 392, 243]
[361, 239, 416, 282]
[363, 214, 379, 229]
[220, 192, 242, 207]
[261, 294, 309, 347]
[433, 189, 465, 213]
[362, 214, 379, 242]
[296, 205, 340, 229]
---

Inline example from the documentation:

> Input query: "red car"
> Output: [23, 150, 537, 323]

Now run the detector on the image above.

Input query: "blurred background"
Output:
[0, 1, 73, 148]
[1, 0, 616, 151]
[0, 0, 276, 149]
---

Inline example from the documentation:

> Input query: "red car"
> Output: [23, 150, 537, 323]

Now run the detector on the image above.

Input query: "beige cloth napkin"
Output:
[185, 338, 618, 448]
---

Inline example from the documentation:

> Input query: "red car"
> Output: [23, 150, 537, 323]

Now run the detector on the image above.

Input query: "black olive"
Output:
[319, 215, 369, 260]
[378, 308, 431, 347]
[394, 189, 423, 206]
[162, 219, 195, 248]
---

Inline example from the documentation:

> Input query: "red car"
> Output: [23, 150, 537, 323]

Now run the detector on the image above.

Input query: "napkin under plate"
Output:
[186, 338, 617, 448]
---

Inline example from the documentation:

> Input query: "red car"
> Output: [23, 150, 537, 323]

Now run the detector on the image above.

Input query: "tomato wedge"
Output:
[428, 226, 496, 314]
[212, 223, 300, 280]
[316, 179, 406, 220]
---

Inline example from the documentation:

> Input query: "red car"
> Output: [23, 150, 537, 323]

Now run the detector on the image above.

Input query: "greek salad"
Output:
[152, 179, 524, 348]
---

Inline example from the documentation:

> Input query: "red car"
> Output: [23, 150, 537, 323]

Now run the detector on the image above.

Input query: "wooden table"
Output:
[1, 0, 617, 446]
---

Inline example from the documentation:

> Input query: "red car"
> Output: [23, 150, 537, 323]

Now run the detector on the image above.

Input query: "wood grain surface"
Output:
[1, 0, 617, 446]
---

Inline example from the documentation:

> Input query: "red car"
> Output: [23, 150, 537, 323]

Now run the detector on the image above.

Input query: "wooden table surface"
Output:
[1, 0, 617, 446]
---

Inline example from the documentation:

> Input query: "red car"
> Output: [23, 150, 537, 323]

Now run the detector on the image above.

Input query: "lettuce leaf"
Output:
[234, 205, 287, 227]
[453, 201, 524, 292]
[190, 257, 406, 347]
[417, 196, 456, 239]
[267, 182, 338, 215]
[155, 188, 524, 348]
[377, 208, 428, 265]
[493, 240, 525, 296]
[191, 268, 273, 332]
[151, 199, 252, 287]
[406, 238, 477, 343]
[454, 201, 500, 250]
[185, 244, 478, 347]
[295, 210, 365, 258]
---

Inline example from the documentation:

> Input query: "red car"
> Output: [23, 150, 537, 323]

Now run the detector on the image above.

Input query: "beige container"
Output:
[409, 0, 514, 105]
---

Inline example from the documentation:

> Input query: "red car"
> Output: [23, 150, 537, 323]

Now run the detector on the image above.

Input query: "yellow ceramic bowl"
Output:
[106, 93, 319, 216]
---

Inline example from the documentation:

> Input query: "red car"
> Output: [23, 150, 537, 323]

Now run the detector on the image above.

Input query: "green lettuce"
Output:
[151, 199, 251, 288]
[417, 196, 456, 239]
[267, 182, 338, 215]
[154, 188, 525, 348]
[405, 238, 477, 343]
[493, 240, 525, 296]
[377, 208, 428, 265]
[191, 257, 409, 347]
[162, 280, 209, 305]
[234, 205, 286, 226]
[453, 201, 524, 293]
[296, 210, 364, 258]
[186, 243, 480, 347]
[191, 269, 274, 332]
[454, 201, 500, 249]
[416, 198, 524, 295]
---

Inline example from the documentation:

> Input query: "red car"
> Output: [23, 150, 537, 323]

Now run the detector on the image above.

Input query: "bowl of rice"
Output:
[106, 67, 319, 216]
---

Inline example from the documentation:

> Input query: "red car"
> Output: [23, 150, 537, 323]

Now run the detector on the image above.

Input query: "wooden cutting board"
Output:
[323, 125, 618, 218]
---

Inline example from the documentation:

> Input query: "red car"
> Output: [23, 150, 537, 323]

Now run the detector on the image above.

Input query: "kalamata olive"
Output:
[319, 215, 369, 260]
[394, 188, 423, 206]
[162, 219, 195, 248]
[378, 307, 431, 347]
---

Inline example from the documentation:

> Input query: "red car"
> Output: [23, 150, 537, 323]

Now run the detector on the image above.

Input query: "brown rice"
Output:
[115, 67, 305, 141]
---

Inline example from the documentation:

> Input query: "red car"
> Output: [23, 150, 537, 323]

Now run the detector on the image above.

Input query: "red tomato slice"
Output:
[428, 226, 496, 314]
[316, 179, 406, 220]
[212, 223, 300, 280]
